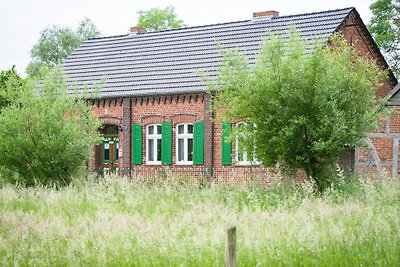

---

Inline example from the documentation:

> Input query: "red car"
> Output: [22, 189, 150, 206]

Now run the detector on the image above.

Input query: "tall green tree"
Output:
[26, 18, 100, 78]
[369, 0, 400, 77]
[210, 32, 385, 192]
[137, 6, 187, 32]
[0, 67, 101, 186]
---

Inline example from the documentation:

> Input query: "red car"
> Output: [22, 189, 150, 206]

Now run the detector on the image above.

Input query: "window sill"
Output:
[146, 162, 162, 165]
[175, 162, 194, 165]
[235, 162, 262, 166]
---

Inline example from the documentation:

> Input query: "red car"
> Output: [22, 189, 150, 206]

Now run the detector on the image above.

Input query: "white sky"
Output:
[0, 0, 375, 76]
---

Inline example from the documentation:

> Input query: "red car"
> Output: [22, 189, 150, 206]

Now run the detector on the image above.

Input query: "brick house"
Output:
[63, 7, 398, 182]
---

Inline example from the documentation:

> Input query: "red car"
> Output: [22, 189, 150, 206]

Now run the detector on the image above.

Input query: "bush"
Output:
[210, 31, 385, 192]
[0, 68, 101, 186]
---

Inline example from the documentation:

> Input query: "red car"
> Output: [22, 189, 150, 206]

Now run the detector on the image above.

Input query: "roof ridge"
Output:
[85, 7, 354, 41]
[64, 6, 356, 98]
[272, 7, 354, 21]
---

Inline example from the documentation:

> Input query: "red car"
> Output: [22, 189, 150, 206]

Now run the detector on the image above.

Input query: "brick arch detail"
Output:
[141, 114, 165, 126]
[99, 115, 123, 127]
[171, 113, 197, 125]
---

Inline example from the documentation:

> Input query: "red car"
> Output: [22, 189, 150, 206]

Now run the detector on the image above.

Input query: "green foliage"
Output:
[210, 31, 385, 192]
[0, 68, 101, 186]
[26, 18, 100, 78]
[0, 176, 399, 266]
[137, 5, 187, 32]
[369, 0, 400, 77]
[0, 66, 24, 111]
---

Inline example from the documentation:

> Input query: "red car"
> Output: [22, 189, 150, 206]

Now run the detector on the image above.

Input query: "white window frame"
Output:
[235, 122, 260, 165]
[176, 123, 193, 165]
[146, 124, 162, 164]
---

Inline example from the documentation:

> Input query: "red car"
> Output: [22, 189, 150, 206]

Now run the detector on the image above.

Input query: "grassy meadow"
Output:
[0, 175, 399, 266]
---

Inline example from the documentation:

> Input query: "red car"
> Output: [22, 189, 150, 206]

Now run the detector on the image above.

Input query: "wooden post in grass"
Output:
[225, 226, 236, 267]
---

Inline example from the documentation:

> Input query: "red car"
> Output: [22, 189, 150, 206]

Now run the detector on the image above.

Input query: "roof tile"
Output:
[63, 7, 354, 98]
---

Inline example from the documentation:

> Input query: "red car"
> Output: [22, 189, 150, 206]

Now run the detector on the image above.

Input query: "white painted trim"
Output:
[146, 124, 162, 165]
[176, 123, 194, 165]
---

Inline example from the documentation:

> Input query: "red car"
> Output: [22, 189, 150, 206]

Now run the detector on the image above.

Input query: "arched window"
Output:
[100, 125, 118, 135]
[176, 123, 193, 164]
[146, 124, 162, 164]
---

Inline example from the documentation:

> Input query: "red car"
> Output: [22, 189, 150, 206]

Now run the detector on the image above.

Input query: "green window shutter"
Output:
[222, 122, 232, 165]
[132, 124, 142, 165]
[193, 121, 204, 165]
[161, 123, 172, 165]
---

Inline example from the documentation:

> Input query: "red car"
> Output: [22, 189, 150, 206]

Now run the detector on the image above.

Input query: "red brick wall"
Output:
[358, 109, 400, 177]
[86, 10, 398, 182]
[126, 94, 207, 180]
[88, 93, 276, 185]
[352, 112, 400, 177]
[338, 10, 398, 178]
[389, 111, 400, 133]
[370, 137, 393, 162]
[338, 10, 397, 99]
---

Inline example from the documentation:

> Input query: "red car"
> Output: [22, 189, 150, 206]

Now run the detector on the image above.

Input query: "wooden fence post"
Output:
[225, 226, 236, 267]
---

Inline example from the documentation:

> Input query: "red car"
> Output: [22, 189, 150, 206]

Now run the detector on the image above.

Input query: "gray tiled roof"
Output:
[63, 7, 354, 98]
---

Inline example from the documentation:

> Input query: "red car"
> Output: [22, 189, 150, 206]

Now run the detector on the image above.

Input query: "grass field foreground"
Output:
[0, 176, 399, 266]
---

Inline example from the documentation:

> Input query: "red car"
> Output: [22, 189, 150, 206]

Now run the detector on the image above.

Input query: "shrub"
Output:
[210, 31, 385, 192]
[0, 68, 101, 186]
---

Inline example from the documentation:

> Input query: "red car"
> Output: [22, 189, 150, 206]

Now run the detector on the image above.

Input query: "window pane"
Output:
[188, 124, 193, 134]
[148, 125, 154, 135]
[243, 151, 248, 162]
[237, 136, 246, 162]
[237, 150, 243, 162]
[178, 138, 184, 161]
[104, 143, 110, 161]
[157, 125, 162, 135]
[157, 139, 162, 161]
[178, 125, 184, 134]
[188, 138, 193, 161]
[148, 139, 154, 161]
[249, 150, 255, 162]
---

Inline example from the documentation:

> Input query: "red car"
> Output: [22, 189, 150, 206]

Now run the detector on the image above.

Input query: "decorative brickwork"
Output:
[122, 98, 132, 176]
[204, 94, 214, 177]
[130, 93, 205, 175]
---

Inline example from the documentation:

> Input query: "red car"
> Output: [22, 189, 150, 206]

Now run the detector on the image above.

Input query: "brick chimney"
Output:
[253, 10, 279, 19]
[130, 26, 145, 34]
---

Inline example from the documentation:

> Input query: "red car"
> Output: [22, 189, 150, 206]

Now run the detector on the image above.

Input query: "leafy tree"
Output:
[0, 67, 101, 186]
[137, 6, 187, 32]
[210, 32, 385, 192]
[369, 0, 400, 77]
[26, 18, 100, 78]
[0, 66, 24, 111]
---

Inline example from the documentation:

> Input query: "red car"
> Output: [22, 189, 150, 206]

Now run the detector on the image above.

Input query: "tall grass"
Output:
[0, 175, 399, 266]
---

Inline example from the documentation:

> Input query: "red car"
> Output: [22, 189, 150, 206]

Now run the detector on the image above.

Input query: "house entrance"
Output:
[101, 125, 119, 175]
